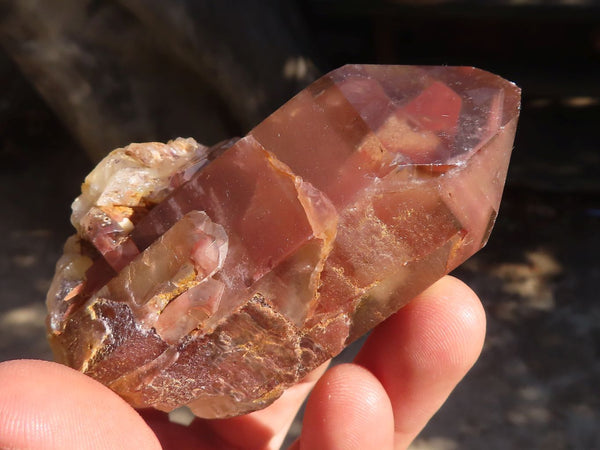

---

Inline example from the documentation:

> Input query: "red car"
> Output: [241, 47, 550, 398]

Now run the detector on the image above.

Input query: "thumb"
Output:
[0, 359, 161, 450]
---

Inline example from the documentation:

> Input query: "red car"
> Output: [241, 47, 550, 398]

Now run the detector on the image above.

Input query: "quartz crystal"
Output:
[47, 65, 520, 418]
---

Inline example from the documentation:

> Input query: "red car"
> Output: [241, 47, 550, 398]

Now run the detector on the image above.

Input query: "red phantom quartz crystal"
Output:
[46, 65, 520, 418]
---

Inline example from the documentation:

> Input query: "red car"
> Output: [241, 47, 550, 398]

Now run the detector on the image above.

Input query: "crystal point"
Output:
[47, 65, 520, 418]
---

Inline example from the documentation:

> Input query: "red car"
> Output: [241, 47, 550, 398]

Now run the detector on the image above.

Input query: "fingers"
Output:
[292, 276, 483, 450]
[138, 409, 216, 450]
[0, 359, 161, 450]
[142, 361, 331, 450]
[292, 364, 394, 450]
[355, 275, 486, 448]
[0, 275, 483, 450]
[0, 358, 329, 450]
[202, 361, 330, 450]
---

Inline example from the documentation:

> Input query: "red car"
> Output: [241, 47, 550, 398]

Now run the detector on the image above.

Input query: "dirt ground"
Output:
[1, 64, 599, 449]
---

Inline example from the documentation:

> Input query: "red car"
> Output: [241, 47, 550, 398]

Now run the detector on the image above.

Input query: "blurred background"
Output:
[0, 1, 599, 449]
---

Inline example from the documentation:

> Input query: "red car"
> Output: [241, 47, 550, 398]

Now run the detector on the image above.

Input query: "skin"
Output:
[0, 276, 486, 449]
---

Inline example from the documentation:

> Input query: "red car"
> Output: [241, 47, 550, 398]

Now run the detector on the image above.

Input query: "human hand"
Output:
[0, 275, 485, 449]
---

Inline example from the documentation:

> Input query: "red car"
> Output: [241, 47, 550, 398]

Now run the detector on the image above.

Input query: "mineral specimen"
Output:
[47, 65, 520, 418]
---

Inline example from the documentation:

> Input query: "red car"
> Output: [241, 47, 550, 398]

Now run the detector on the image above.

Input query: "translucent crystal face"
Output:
[47, 65, 520, 418]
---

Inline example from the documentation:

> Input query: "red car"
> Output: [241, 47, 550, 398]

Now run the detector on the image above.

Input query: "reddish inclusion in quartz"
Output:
[48, 65, 520, 418]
